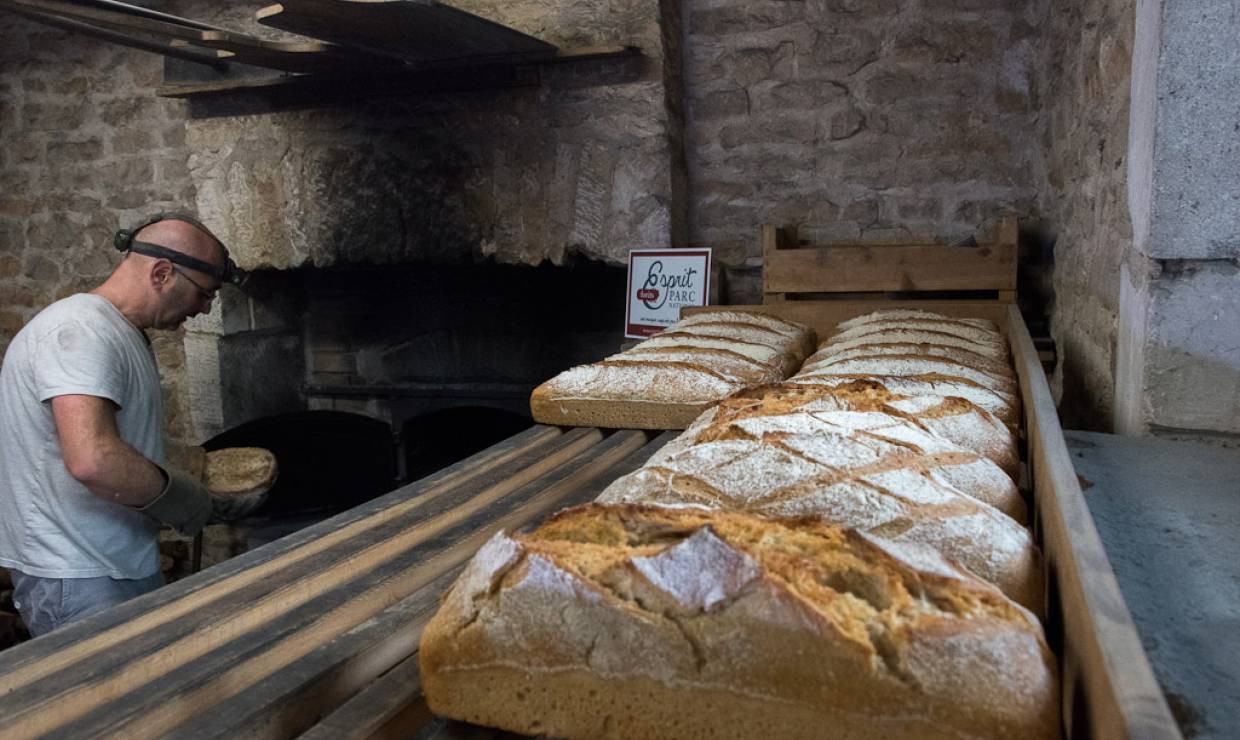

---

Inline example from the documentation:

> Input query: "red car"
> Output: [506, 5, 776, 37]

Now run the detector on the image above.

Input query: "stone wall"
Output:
[1116, 0, 1240, 442]
[0, 17, 201, 442]
[1037, 0, 1135, 429]
[183, 0, 684, 271]
[683, 0, 1046, 274]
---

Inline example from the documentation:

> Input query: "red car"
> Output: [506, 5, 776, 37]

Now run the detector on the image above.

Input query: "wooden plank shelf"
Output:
[0, 426, 672, 739]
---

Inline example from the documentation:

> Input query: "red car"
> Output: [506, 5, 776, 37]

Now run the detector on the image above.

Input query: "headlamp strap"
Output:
[127, 239, 228, 283]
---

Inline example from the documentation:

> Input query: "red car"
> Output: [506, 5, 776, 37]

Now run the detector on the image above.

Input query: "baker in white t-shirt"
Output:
[0, 211, 252, 636]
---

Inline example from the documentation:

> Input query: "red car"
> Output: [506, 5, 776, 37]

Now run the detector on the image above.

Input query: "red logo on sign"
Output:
[637, 288, 659, 301]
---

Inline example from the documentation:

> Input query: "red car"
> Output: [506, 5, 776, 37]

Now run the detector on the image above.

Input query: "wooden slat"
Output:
[255, 0, 557, 66]
[0, 1, 226, 67]
[0, 425, 561, 688]
[163, 430, 649, 740]
[762, 218, 1019, 298]
[9, 0, 385, 73]
[0, 425, 573, 735]
[1007, 305, 1180, 739]
[296, 430, 673, 740]
[763, 240, 1017, 294]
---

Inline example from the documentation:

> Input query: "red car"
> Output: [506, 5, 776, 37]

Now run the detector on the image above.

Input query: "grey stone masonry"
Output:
[1039, 0, 1134, 430]
[1116, 0, 1240, 439]
[183, 0, 686, 271]
[684, 0, 1045, 268]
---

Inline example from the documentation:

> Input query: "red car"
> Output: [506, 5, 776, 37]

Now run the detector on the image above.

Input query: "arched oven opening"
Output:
[200, 410, 399, 552]
[402, 406, 532, 482]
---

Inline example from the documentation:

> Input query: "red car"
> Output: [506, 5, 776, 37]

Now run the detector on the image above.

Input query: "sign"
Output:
[625, 248, 712, 338]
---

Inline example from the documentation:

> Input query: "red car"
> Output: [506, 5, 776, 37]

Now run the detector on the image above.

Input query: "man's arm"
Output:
[51, 394, 166, 507]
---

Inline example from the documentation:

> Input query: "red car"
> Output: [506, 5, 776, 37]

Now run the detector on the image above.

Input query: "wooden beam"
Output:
[255, 0, 556, 67]
[0, 1, 226, 68]
[11, 0, 387, 73]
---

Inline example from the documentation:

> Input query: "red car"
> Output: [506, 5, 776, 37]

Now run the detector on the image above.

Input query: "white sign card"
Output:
[625, 248, 712, 339]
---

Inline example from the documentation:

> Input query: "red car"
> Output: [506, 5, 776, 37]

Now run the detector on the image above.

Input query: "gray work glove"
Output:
[138, 467, 213, 537]
[208, 488, 269, 523]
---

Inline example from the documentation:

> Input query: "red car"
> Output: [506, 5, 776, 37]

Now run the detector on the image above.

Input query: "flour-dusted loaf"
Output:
[530, 310, 815, 429]
[597, 420, 1039, 610]
[793, 309, 1021, 427]
[419, 504, 1059, 740]
[642, 399, 1023, 521]
[715, 382, 1018, 478]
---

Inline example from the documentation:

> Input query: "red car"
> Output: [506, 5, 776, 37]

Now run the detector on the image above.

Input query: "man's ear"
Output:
[150, 259, 175, 292]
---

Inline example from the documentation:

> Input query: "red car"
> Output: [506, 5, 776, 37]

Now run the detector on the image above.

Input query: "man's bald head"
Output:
[131, 219, 225, 270]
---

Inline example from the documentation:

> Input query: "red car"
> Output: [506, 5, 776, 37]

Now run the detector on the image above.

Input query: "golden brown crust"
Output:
[420, 505, 1059, 740]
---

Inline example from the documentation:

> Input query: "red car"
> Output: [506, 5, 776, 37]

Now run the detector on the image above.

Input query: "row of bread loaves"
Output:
[530, 310, 816, 430]
[422, 309, 1057, 739]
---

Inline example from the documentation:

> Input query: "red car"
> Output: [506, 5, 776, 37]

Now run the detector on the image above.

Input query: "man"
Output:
[0, 212, 245, 636]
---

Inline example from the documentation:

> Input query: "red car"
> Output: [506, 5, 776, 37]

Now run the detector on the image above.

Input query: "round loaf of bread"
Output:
[204, 447, 278, 497]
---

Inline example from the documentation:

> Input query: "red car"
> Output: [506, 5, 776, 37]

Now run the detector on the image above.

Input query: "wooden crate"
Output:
[762, 216, 1019, 302]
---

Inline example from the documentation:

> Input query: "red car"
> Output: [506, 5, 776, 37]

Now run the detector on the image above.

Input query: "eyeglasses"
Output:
[172, 266, 219, 302]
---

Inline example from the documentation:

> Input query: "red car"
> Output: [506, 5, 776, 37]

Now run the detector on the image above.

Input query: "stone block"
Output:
[809, 27, 880, 72]
[1141, 0, 1240, 260]
[891, 20, 1001, 64]
[23, 254, 60, 283]
[807, 0, 900, 18]
[689, 4, 807, 36]
[0, 310, 24, 333]
[828, 106, 865, 139]
[750, 79, 847, 111]
[1144, 262, 1240, 434]
[862, 68, 985, 105]
[719, 111, 818, 149]
[690, 88, 749, 120]
[110, 129, 156, 156]
[46, 137, 104, 163]
[20, 101, 87, 131]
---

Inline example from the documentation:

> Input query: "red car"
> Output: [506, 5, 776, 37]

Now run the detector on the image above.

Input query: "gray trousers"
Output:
[10, 569, 164, 637]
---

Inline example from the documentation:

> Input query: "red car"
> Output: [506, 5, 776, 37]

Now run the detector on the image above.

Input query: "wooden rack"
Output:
[0, 427, 672, 739]
[762, 216, 1019, 303]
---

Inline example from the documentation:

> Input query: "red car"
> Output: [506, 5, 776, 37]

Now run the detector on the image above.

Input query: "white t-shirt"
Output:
[0, 293, 163, 579]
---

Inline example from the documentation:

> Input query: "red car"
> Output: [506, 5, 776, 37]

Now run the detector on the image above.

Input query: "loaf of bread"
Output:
[597, 418, 1039, 610]
[640, 401, 1023, 519]
[792, 310, 1020, 428]
[204, 447, 277, 497]
[530, 311, 815, 429]
[419, 504, 1059, 740]
[710, 382, 1018, 478]
[832, 310, 1010, 361]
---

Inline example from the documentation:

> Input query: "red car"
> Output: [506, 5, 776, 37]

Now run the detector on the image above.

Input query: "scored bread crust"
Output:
[597, 432, 1040, 611]
[715, 382, 1018, 478]
[789, 374, 1020, 429]
[419, 504, 1058, 740]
